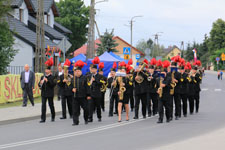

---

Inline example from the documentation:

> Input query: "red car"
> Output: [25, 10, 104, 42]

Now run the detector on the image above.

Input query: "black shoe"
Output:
[170, 117, 173, 121]
[118, 120, 122, 122]
[113, 112, 117, 114]
[32, 103, 35, 107]
[157, 119, 163, 123]
[190, 112, 193, 115]
[39, 120, 45, 123]
[133, 116, 138, 119]
[131, 108, 134, 112]
[166, 119, 170, 123]
[22, 105, 27, 107]
[102, 108, 105, 112]
[148, 114, 152, 117]
[51, 118, 55, 122]
[143, 116, 146, 119]
[175, 116, 179, 120]
[85, 121, 88, 125]
[60, 117, 66, 120]
[72, 122, 79, 126]
[98, 118, 102, 122]
[184, 114, 187, 117]
[196, 110, 198, 113]
[88, 119, 93, 122]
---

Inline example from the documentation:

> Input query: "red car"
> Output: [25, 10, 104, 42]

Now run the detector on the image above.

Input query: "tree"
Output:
[0, 1, 17, 75]
[210, 48, 225, 70]
[136, 38, 155, 56]
[96, 30, 118, 56]
[55, 0, 89, 56]
[207, 19, 225, 54]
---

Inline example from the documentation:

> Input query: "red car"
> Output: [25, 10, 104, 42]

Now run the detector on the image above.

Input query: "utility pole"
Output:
[180, 41, 184, 58]
[129, 15, 142, 59]
[87, 0, 95, 60]
[86, 0, 108, 60]
[152, 32, 162, 57]
[35, 0, 45, 73]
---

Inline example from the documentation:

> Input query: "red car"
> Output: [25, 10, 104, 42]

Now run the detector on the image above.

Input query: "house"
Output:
[6, 0, 72, 74]
[73, 36, 145, 65]
[163, 45, 182, 59]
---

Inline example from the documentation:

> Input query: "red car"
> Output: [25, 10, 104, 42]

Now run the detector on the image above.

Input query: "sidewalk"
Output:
[0, 90, 110, 125]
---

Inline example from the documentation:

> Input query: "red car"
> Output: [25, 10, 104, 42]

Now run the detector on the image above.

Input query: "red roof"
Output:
[73, 36, 144, 57]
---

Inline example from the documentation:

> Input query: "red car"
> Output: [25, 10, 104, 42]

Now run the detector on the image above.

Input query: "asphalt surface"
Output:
[0, 72, 224, 150]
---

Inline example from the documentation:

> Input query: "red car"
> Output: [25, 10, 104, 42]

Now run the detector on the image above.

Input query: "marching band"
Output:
[39, 55, 203, 125]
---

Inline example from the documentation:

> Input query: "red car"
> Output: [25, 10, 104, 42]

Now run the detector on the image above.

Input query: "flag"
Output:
[192, 48, 197, 62]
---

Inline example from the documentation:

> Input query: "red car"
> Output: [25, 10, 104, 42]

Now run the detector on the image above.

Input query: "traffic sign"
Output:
[216, 57, 220, 61]
[221, 53, 225, 61]
[123, 47, 131, 54]
[124, 54, 130, 60]
[136, 54, 141, 59]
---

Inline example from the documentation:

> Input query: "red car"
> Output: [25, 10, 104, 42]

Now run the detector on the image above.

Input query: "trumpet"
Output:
[87, 74, 95, 87]
[135, 63, 147, 84]
[117, 76, 126, 100]
[64, 66, 71, 86]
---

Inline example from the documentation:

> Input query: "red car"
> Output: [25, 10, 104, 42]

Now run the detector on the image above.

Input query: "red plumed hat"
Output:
[179, 58, 186, 67]
[74, 60, 86, 70]
[162, 60, 170, 68]
[92, 56, 100, 65]
[186, 62, 192, 70]
[196, 60, 201, 66]
[64, 59, 71, 67]
[128, 59, 133, 65]
[98, 62, 104, 72]
[156, 60, 163, 67]
[150, 58, 157, 65]
[171, 55, 181, 63]
[45, 57, 54, 70]
[111, 62, 117, 71]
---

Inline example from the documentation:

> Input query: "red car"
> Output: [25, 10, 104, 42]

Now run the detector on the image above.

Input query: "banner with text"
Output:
[0, 73, 43, 104]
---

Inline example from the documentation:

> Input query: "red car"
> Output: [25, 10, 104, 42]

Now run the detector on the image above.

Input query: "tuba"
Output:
[170, 71, 176, 95]
[135, 63, 147, 84]
[64, 66, 71, 86]
[117, 76, 126, 100]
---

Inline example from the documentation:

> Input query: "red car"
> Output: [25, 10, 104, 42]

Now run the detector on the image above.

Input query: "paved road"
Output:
[0, 72, 224, 150]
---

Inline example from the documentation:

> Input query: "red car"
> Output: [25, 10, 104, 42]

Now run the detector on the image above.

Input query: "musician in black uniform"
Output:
[127, 67, 134, 112]
[98, 62, 107, 112]
[133, 60, 148, 119]
[72, 61, 88, 125]
[59, 61, 73, 119]
[117, 65, 130, 122]
[54, 65, 63, 101]
[192, 66, 202, 113]
[147, 65, 159, 116]
[186, 66, 195, 115]
[170, 62, 182, 120]
[157, 63, 172, 123]
[39, 59, 56, 123]
[179, 66, 189, 117]
[107, 65, 119, 117]
[86, 58, 104, 122]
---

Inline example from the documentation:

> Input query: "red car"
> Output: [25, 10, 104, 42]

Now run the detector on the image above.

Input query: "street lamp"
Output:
[130, 15, 143, 59]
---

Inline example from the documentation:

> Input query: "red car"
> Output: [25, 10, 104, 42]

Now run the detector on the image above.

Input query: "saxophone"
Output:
[158, 77, 163, 98]
[100, 78, 108, 92]
[64, 66, 71, 86]
[117, 76, 126, 100]
[170, 71, 176, 95]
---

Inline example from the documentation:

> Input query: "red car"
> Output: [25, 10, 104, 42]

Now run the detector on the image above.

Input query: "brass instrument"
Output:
[117, 76, 126, 100]
[135, 63, 147, 84]
[64, 66, 71, 86]
[170, 71, 176, 95]
[147, 74, 153, 82]
[73, 65, 76, 97]
[100, 78, 108, 92]
[158, 77, 163, 98]
[128, 75, 133, 86]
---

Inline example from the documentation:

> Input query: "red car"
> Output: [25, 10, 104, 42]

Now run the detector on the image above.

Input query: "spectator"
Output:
[220, 71, 223, 80]
[20, 64, 35, 107]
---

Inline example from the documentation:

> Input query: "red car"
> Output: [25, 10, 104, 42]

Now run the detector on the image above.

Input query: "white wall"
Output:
[44, 8, 54, 28]
[10, 36, 33, 69]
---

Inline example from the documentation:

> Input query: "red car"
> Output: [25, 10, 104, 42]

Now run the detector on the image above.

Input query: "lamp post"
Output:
[130, 15, 143, 59]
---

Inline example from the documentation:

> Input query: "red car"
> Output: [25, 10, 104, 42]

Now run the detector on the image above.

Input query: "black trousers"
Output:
[169, 95, 173, 119]
[88, 97, 102, 120]
[100, 92, 105, 111]
[158, 98, 170, 121]
[194, 92, 200, 112]
[22, 84, 34, 106]
[57, 85, 62, 100]
[109, 95, 118, 116]
[61, 95, 73, 118]
[134, 93, 147, 118]
[188, 95, 194, 114]
[149, 93, 158, 115]
[129, 91, 134, 110]
[41, 96, 55, 121]
[73, 97, 88, 124]
[180, 94, 188, 116]
[173, 93, 181, 117]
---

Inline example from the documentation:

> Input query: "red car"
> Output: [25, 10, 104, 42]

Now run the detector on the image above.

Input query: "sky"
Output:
[56, 0, 225, 49]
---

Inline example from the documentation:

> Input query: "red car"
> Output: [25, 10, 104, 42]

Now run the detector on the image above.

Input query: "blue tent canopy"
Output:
[70, 53, 86, 62]
[98, 51, 120, 62]
[109, 52, 128, 63]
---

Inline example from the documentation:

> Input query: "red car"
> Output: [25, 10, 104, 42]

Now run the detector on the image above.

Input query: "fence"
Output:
[7, 66, 33, 75]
